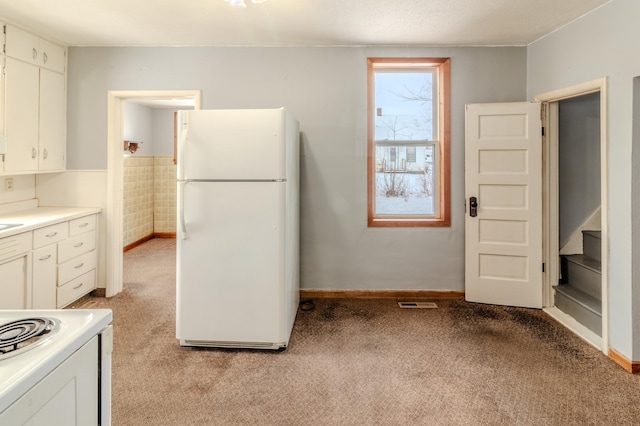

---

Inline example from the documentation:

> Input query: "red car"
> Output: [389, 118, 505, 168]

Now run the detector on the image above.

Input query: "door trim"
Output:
[105, 90, 201, 297]
[535, 77, 608, 355]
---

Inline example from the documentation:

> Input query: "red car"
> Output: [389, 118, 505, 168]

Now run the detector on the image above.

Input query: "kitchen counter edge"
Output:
[0, 207, 102, 238]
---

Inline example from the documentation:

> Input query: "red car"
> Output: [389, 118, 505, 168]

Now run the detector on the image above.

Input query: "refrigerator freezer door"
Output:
[180, 109, 287, 181]
[176, 181, 287, 345]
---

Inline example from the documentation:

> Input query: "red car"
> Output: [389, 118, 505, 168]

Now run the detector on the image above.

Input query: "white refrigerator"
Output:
[176, 108, 299, 350]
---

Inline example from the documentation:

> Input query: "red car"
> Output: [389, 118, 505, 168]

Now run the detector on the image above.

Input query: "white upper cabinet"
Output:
[5, 26, 65, 73]
[3, 25, 67, 174]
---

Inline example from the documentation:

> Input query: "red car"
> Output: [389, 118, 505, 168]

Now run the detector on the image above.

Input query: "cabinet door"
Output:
[5, 25, 40, 65]
[4, 57, 39, 173]
[39, 38, 66, 73]
[39, 69, 66, 171]
[33, 245, 57, 309]
[0, 255, 30, 309]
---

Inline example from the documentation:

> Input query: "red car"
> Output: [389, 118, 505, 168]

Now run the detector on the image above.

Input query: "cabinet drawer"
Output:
[69, 215, 96, 237]
[0, 231, 32, 263]
[58, 231, 96, 263]
[58, 251, 96, 285]
[33, 222, 67, 249]
[57, 270, 96, 308]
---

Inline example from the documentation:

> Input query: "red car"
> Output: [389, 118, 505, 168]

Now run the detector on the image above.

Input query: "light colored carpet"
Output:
[84, 238, 640, 425]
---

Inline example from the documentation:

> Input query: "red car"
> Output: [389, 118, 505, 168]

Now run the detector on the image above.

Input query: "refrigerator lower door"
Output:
[176, 181, 289, 348]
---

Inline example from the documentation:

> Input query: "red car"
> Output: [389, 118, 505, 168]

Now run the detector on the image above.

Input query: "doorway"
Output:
[105, 90, 202, 297]
[537, 78, 608, 354]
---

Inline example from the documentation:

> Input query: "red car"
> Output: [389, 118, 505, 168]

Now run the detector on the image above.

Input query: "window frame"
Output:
[367, 57, 451, 227]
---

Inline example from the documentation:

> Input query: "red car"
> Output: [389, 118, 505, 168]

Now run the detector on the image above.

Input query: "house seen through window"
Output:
[367, 58, 450, 227]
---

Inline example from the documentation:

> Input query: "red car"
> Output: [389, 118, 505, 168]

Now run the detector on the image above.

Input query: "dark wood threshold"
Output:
[609, 347, 640, 374]
[124, 232, 176, 252]
[300, 289, 465, 300]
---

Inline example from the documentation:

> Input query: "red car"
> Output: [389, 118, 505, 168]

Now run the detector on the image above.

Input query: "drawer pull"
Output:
[74, 242, 84, 248]
[46, 232, 58, 238]
[39, 254, 52, 261]
[73, 282, 84, 290]
[74, 262, 85, 269]
[79, 223, 89, 228]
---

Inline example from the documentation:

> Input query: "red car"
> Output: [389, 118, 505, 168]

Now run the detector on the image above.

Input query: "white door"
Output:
[465, 102, 543, 308]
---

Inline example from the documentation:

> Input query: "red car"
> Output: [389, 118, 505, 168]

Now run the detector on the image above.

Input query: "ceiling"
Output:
[0, 0, 610, 47]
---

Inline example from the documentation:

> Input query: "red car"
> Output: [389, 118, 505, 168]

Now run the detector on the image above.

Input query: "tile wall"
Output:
[123, 156, 176, 247]
[153, 156, 177, 234]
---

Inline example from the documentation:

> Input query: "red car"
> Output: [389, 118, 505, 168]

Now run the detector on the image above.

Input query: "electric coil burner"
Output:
[0, 318, 59, 360]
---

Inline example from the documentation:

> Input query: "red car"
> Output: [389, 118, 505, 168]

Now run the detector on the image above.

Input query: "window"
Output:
[367, 57, 450, 227]
[406, 146, 416, 163]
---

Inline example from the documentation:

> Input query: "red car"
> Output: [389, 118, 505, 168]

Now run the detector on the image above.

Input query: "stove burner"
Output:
[0, 317, 59, 359]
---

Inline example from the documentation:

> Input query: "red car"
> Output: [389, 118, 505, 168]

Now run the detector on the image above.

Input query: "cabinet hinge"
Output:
[542, 127, 545, 136]
[542, 263, 545, 272]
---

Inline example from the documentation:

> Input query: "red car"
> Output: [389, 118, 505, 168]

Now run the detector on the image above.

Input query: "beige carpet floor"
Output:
[83, 238, 640, 425]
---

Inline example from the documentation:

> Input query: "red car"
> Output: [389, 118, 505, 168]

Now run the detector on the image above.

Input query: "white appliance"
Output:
[176, 108, 299, 350]
[0, 309, 113, 425]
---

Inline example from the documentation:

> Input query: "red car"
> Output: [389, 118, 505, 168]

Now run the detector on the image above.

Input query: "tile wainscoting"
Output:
[123, 156, 176, 247]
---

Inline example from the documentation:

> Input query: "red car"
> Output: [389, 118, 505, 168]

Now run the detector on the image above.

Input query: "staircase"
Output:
[555, 230, 602, 336]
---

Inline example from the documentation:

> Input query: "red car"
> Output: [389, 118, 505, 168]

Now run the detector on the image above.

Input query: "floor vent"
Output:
[398, 301, 438, 309]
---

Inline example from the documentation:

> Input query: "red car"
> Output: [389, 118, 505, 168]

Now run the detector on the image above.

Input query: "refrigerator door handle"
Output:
[178, 181, 188, 240]
[177, 116, 189, 181]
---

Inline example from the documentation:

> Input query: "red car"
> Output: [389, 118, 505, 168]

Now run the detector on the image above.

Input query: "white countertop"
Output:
[0, 202, 101, 238]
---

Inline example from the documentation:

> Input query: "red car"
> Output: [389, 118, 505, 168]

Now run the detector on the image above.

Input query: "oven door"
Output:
[0, 325, 113, 426]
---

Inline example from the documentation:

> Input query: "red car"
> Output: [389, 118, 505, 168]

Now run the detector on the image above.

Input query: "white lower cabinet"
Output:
[0, 255, 31, 309]
[32, 244, 57, 309]
[0, 232, 33, 309]
[29, 214, 98, 309]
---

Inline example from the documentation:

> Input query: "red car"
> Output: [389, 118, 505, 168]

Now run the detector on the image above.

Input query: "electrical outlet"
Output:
[5, 177, 13, 192]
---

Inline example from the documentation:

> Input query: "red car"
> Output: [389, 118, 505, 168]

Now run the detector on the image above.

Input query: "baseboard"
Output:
[123, 232, 176, 252]
[608, 347, 640, 374]
[300, 289, 465, 300]
[123, 234, 154, 252]
[154, 232, 176, 238]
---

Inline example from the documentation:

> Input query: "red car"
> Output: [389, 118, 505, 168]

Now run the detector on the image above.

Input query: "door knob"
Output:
[469, 196, 478, 217]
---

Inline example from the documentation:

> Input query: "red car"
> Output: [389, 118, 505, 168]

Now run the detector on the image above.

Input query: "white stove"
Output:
[0, 309, 113, 425]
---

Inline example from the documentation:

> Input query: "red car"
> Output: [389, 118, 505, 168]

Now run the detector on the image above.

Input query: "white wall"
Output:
[0, 175, 35, 205]
[528, 0, 640, 359]
[558, 93, 601, 246]
[152, 109, 177, 157]
[66, 45, 527, 293]
[123, 101, 153, 157]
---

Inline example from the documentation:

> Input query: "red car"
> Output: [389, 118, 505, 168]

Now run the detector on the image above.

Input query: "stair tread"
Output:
[563, 254, 601, 274]
[554, 284, 601, 315]
[582, 230, 601, 239]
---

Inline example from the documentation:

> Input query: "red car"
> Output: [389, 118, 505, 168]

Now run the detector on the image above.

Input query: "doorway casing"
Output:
[105, 90, 202, 297]
[536, 78, 608, 355]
